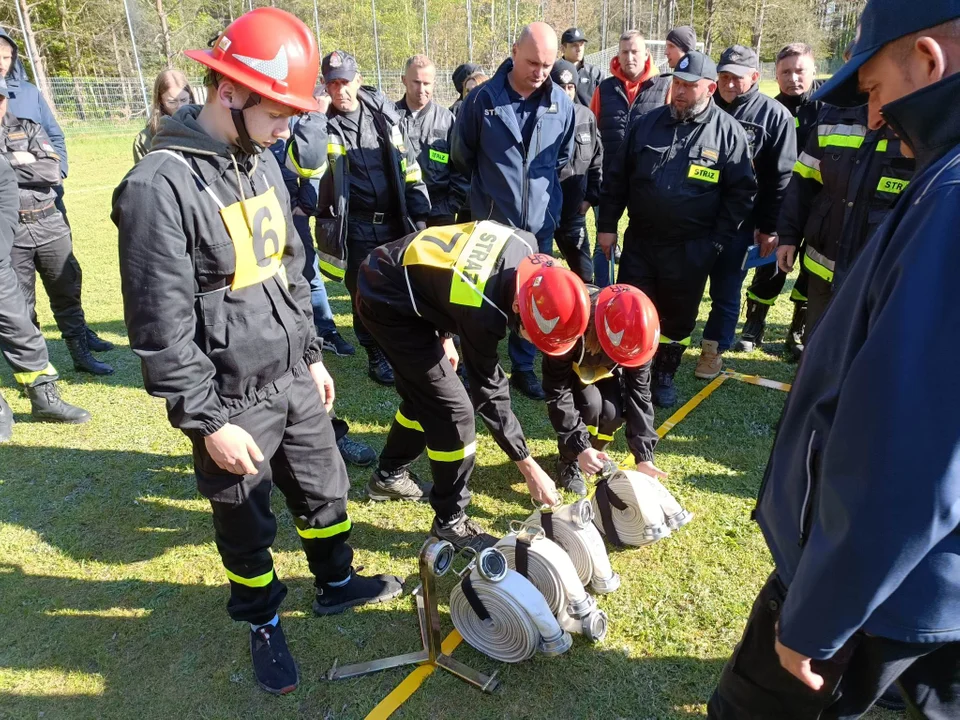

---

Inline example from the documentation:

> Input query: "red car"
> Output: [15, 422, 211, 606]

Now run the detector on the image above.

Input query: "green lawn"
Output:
[0, 135, 896, 719]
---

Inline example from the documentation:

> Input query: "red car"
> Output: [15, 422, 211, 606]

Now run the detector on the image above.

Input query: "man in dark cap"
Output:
[560, 27, 603, 106]
[664, 26, 696, 69]
[708, 2, 960, 717]
[598, 50, 756, 408]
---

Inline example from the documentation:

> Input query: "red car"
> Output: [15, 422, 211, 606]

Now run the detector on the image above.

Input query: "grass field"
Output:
[0, 135, 897, 720]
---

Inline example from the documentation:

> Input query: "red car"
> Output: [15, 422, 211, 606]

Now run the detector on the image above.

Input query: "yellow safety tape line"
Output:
[363, 631, 464, 720]
[656, 375, 729, 438]
[721, 371, 792, 393]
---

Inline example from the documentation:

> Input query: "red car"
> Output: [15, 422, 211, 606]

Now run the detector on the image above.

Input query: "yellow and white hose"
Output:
[527, 500, 621, 594]
[449, 549, 573, 663]
[592, 467, 693, 547]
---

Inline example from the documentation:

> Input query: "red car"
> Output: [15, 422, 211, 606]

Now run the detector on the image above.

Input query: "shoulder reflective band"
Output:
[395, 408, 424, 432]
[876, 139, 889, 153]
[794, 117, 800, 128]
[877, 176, 909, 195]
[688, 164, 719, 183]
[460, 575, 492, 622]
[327, 141, 346, 156]
[426, 441, 477, 462]
[295, 517, 352, 539]
[594, 478, 628, 548]
[449, 223, 513, 307]
[802, 246, 835, 283]
[818, 123, 866, 149]
[287, 143, 327, 178]
[515, 538, 531, 578]
[794, 151, 823, 184]
[225, 567, 274, 588]
[429, 148, 450, 164]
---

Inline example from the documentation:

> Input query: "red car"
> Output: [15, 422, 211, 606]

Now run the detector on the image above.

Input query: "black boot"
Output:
[85, 327, 115, 352]
[26, 381, 91, 424]
[557, 457, 587, 496]
[785, 303, 806, 362]
[652, 343, 685, 409]
[366, 346, 394, 385]
[0, 391, 13, 443]
[735, 300, 769, 352]
[249, 619, 299, 695]
[313, 567, 404, 616]
[510, 369, 545, 400]
[65, 335, 114, 375]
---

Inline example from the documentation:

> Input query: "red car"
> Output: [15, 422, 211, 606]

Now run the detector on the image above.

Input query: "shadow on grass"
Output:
[0, 561, 731, 719]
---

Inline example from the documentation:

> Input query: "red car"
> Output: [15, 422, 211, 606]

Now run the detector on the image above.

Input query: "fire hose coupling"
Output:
[495, 522, 609, 643]
[527, 499, 621, 596]
[591, 465, 694, 548]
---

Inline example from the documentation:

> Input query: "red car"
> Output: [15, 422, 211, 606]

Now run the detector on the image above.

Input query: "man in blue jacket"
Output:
[452, 21, 576, 400]
[708, 3, 960, 718]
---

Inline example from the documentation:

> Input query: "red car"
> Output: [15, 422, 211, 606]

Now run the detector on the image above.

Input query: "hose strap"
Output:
[595, 479, 627, 548]
[460, 575, 492, 622]
[515, 538, 531, 579]
[540, 512, 555, 541]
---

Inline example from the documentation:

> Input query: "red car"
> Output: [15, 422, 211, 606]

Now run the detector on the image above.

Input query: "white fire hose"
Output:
[449, 547, 573, 663]
[526, 500, 621, 594]
[495, 524, 608, 642]
[591, 464, 694, 547]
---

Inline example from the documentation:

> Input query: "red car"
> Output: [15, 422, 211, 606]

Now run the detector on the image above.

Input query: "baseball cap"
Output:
[561, 28, 588, 44]
[718, 44, 759, 76]
[814, 0, 960, 106]
[322, 51, 358, 83]
[551, 59, 578, 86]
[673, 51, 718, 83]
[0, 77, 7, 98]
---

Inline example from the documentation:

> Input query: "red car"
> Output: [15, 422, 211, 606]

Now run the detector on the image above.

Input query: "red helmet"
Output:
[185, 8, 320, 113]
[517, 254, 590, 356]
[595, 285, 660, 367]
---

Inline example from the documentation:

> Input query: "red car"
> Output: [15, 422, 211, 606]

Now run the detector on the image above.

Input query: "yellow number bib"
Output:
[219, 186, 287, 291]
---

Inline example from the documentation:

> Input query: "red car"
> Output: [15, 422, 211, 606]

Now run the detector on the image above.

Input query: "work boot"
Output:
[0, 392, 13, 443]
[85, 327, 114, 352]
[694, 340, 723, 380]
[321, 330, 355, 357]
[313, 567, 404, 616]
[26, 381, 91, 424]
[65, 335, 114, 376]
[735, 300, 769, 352]
[651, 343, 685, 409]
[510, 369, 545, 400]
[557, 458, 588, 497]
[337, 434, 376, 467]
[431, 513, 497, 551]
[366, 467, 432, 502]
[785, 303, 806, 362]
[367, 346, 394, 385]
[249, 619, 299, 695]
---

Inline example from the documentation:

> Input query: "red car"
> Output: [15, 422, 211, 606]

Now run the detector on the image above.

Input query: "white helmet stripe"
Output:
[531, 298, 560, 335]
[233, 45, 289, 82]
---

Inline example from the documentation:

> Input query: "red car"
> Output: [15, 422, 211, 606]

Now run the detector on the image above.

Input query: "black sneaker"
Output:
[321, 331, 355, 357]
[313, 568, 404, 616]
[510, 370, 545, 400]
[249, 620, 299, 695]
[367, 348, 395, 386]
[337, 435, 376, 466]
[366, 467, 432, 502]
[557, 458, 588, 497]
[430, 514, 497, 551]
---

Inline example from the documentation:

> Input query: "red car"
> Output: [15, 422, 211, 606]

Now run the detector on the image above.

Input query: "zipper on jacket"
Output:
[798, 430, 818, 547]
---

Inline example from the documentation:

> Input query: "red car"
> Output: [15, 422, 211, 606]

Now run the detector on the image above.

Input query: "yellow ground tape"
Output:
[656, 374, 729, 438]
[363, 631, 463, 720]
[365, 369, 788, 719]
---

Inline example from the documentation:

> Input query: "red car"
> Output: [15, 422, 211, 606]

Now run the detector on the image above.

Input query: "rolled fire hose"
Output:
[592, 465, 694, 547]
[495, 528, 608, 642]
[449, 547, 573, 663]
[527, 499, 621, 594]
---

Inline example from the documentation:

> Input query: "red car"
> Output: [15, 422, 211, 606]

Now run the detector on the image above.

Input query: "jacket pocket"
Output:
[636, 145, 668, 181]
[799, 429, 821, 547]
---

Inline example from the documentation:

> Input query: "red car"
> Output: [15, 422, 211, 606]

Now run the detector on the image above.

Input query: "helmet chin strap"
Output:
[231, 95, 263, 155]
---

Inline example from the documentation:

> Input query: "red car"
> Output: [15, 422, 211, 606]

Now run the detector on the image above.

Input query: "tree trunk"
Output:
[112, 28, 133, 118]
[15, 0, 56, 116]
[703, 0, 715, 55]
[155, 0, 175, 68]
[751, 0, 765, 53]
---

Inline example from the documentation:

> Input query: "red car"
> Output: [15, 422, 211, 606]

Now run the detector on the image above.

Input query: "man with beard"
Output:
[597, 50, 756, 408]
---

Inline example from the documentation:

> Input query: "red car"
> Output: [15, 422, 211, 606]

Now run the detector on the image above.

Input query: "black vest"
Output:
[596, 74, 672, 169]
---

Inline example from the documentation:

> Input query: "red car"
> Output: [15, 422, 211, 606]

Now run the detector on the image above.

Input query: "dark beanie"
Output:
[666, 26, 697, 53]
[452, 63, 483, 94]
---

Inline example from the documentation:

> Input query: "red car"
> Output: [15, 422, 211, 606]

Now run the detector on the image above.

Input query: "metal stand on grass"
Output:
[326, 537, 500, 693]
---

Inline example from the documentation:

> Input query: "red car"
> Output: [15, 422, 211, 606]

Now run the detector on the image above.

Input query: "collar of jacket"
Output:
[357, 86, 402, 124]
[608, 53, 658, 87]
[667, 97, 717, 126]
[491, 58, 556, 105]
[715, 81, 759, 111]
[396, 97, 434, 117]
[882, 72, 960, 174]
[776, 78, 822, 115]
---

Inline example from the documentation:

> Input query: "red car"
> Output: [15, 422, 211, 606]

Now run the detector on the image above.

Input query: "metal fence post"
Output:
[121, 0, 151, 118]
